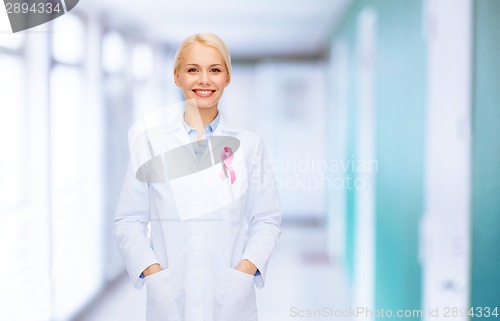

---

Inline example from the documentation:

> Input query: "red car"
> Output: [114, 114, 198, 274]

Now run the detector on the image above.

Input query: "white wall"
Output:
[421, 0, 473, 319]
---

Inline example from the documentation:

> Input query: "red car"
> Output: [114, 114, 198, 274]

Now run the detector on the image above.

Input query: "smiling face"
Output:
[174, 43, 230, 111]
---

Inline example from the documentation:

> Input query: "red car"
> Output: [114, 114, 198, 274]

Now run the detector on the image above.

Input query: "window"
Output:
[50, 13, 104, 321]
[0, 31, 53, 321]
[132, 42, 158, 119]
[132, 42, 153, 81]
[102, 31, 126, 74]
[50, 65, 84, 190]
[0, 55, 25, 210]
[52, 13, 85, 64]
[0, 32, 24, 50]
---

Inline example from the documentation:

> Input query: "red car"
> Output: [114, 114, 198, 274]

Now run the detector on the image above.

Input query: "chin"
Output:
[194, 100, 219, 110]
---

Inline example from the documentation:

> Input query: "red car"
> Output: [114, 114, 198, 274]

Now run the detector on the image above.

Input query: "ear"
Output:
[174, 70, 181, 88]
[224, 75, 231, 87]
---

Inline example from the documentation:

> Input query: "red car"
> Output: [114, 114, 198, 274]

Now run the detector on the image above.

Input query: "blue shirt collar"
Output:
[182, 111, 220, 135]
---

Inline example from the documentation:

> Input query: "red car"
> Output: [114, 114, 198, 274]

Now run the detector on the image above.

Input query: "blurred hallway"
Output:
[1, 0, 500, 320]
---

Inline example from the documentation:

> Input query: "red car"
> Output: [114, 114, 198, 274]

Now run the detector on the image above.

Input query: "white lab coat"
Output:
[114, 111, 283, 321]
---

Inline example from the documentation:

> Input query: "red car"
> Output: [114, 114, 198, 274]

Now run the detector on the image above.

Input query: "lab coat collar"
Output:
[161, 112, 190, 147]
[214, 111, 240, 135]
[204, 113, 240, 162]
[163, 111, 239, 137]
[162, 110, 240, 161]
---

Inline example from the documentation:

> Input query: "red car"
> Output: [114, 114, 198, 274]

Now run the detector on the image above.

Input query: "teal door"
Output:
[470, 0, 500, 313]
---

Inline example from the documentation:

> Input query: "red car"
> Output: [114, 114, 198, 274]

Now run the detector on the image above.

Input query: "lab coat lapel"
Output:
[198, 112, 239, 164]
[214, 112, 239, 136]
[205, 113, 248, 206]
[163, 112, 197, 160]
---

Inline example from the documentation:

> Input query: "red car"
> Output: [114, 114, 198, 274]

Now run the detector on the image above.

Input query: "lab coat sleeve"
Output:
[114, 161, 159, 289]
[241, 137, 283, 289]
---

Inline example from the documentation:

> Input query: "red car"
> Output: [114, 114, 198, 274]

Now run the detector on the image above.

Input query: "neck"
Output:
[184, 105, 218, 128]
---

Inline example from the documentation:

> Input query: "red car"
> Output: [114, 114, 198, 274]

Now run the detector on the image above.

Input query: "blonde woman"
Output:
[114, 33, 283, 321]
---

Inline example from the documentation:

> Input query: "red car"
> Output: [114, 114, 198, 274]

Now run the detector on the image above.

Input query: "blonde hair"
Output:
[173, 33, 232, 77]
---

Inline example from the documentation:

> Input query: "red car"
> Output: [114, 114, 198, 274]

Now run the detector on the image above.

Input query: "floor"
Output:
[75, 223, 352, 321]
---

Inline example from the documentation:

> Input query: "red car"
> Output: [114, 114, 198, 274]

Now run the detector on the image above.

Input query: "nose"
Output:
[199, 71, 211, 86]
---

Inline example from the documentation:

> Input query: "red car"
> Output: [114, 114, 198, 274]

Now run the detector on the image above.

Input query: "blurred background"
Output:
[1, 0, 499, 320]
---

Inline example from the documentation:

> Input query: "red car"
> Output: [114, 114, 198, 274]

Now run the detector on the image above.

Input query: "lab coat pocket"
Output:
[145, 269, 181, 321]
[169, 143, 248, 221]
[216, 268, 257, 321]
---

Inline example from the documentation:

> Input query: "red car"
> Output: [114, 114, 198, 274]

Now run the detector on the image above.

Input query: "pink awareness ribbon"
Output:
[219, 147, 236, 184]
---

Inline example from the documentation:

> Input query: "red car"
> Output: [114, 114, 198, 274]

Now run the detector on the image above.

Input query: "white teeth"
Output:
[196, 90, 213, 95]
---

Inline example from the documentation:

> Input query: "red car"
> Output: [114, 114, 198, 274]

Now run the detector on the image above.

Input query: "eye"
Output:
[210, 68, 222, 73]
[187, 68, 198, 73]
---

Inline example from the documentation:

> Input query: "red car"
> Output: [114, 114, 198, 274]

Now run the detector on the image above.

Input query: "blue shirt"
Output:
[182, 112, 221, 160]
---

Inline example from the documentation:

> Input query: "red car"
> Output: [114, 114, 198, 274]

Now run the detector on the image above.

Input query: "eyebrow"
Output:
[185, 64, 223, 67]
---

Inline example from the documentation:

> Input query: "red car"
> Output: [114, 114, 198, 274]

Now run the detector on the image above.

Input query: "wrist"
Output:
[236, 259, 258, 275]
[143, 263, 162, 277]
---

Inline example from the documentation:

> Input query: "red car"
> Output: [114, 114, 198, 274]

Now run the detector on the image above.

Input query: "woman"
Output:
[114, 33, 283, 321]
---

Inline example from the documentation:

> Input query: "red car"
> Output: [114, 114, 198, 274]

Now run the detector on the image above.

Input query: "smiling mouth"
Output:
[193, 89, 216, 97]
